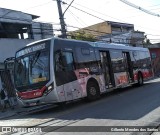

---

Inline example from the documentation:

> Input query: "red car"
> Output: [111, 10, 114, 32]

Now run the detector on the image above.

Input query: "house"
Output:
[69, 21, 145, 47]
[0, 8, 54, 103]
[0, 8, 54, 69]
[147, 43, 160, 76]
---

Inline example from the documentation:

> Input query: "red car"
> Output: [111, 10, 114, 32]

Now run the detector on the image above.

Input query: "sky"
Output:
[0, 0, 160, 43]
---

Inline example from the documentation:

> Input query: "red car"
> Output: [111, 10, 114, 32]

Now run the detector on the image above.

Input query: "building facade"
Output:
[100, 30, 145, 47]
[0, 8, 54, 103]
[147, 43, 160, 76]
[0, 8, 54, 68]
[70, 21, 145, 47]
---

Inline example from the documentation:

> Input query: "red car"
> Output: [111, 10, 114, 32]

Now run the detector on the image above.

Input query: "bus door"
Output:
[100, 51, 114, 88]
[122, 52, 134, 82]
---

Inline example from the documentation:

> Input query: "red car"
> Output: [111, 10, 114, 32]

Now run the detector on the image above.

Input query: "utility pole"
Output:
[56, 0, 67, 38]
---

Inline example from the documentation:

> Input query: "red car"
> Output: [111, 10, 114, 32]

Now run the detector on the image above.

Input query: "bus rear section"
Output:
[103, 49, 153, 88]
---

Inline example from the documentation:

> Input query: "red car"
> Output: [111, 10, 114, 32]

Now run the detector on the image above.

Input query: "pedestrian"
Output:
[0, 84, 10, 112]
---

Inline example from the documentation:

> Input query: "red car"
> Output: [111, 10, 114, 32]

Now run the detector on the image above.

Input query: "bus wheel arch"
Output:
[137, 71, 143, 86]
[86, 78, 100, 101]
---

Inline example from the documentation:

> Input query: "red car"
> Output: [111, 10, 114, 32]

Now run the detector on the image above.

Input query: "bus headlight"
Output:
[48, 85, 52, 91]
[43, 83, 54, 96]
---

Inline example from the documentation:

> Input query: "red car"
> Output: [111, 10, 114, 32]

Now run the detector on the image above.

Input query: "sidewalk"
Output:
[0, 108, 18, 119]
[0, 104, 26, 119]
[0, 104, 56, 120]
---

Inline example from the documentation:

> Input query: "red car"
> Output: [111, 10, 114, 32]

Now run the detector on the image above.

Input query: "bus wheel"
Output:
[87, 81, 100, 101]
[138, 73, 143, 86]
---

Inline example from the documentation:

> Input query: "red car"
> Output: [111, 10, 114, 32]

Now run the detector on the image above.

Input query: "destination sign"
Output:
[16, 43, 46, 58]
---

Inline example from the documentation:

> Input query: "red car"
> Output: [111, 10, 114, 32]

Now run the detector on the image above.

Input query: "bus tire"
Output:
[137, 73, 143, 86]
[87, 80, 100, 101]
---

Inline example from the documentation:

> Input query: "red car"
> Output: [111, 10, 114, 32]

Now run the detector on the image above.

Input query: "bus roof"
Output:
[52, 37, 148, 52]
[26, 37, 53, 47]
[89, 42, 148, 51]
[24, 37, 148, 52]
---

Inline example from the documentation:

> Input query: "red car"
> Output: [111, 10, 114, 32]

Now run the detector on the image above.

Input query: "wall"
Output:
[32, 22, 42, 40]
[0, 22, 54, 63]
[32, 22, 54, 40]
[0, 38, 34, 63]
[149, 48, 160, 76]
[70, 22, 112, 37]
[83, 22, 111, 36]
[0, 8, 54, 100]
[99, 31, 144, 47]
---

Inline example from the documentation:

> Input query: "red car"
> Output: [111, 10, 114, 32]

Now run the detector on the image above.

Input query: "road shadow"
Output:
[3, 79, 160, 122]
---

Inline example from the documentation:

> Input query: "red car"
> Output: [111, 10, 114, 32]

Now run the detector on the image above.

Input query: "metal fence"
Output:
[0, 70, 16, 97]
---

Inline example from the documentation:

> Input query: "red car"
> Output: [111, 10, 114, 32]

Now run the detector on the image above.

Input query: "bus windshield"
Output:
[15, 50, 49, 89]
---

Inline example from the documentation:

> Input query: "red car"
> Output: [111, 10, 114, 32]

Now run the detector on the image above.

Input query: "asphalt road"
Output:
[1, 78, 160, 135]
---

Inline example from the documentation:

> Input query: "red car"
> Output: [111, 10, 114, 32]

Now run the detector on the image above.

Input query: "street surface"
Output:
[1, 78, 160, 135]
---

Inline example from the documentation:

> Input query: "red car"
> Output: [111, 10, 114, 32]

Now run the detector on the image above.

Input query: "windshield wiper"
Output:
[29, 51, 41, 75]
[32, 51, 41, 67]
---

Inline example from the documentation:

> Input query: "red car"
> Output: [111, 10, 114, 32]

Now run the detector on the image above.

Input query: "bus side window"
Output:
[110, 50, 125, 72]
[62, 52, 75, 71]
[132, 51, 139, 69]
[55, 52, 65, 71]
[55, 51, 75, 72]
[145, 52, 152, 68]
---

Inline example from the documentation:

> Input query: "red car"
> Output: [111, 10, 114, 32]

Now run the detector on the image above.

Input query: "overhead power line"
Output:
[67, 9, 86, 27]
[62, 0, 75, 16]
[65, 1, 160, 33]
[23, 1, 53, 11]
[66, 33, 145, 45]
[67, 25, 110, 35]
[0, 1, 53, 19]
[73, 2, 123, 22]
[67, 25, 146, 39]
[119, 0, 160, 17]
[146, 33, 160, 37]
[62, 1, 107, 22]
[62, 3, 88, 27]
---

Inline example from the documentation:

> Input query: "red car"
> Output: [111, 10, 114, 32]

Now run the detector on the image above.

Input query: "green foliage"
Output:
[144, 35, 152, 45]
[70, 31, 97, 42]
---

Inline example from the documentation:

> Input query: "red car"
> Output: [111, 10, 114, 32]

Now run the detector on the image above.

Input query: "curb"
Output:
[0, 104, 56, 120]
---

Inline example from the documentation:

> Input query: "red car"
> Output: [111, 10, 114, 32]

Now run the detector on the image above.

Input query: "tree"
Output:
[69, 31, 97, 42]
[143, 35, 152, 45]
